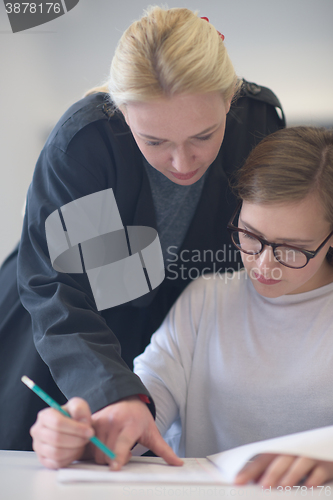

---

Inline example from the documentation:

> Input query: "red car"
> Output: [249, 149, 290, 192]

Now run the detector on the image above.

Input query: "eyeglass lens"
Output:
[231, 231, 308, 268]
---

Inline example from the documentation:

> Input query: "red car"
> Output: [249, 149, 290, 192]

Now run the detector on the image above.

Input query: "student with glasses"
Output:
[31, 126, 333, 487]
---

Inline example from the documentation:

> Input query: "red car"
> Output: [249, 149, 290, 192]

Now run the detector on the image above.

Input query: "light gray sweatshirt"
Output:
[134, 270, 333, 457]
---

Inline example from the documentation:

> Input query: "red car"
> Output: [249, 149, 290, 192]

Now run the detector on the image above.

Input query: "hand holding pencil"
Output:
[23, 376, 182, 471]
[29, 396, 96, 469]
[21, 375, 103, 470]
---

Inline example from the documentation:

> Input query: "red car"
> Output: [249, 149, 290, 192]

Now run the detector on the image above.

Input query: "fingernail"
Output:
[110, 461, 119, 471]
[85, 428, 94, 438]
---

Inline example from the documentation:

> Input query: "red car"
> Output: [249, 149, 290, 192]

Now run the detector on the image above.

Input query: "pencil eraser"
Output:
[21, 376, 34, 389]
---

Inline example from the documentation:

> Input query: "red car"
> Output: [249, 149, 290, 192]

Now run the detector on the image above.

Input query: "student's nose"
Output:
[255, 246, 279, 274]
[171, 145, 196, 173]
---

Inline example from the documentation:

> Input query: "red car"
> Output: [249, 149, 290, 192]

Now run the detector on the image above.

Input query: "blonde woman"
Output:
[0, 6, 283, 462]
[31, 127, 333, 488]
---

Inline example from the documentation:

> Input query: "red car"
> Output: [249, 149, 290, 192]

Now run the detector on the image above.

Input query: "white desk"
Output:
[1, 451, 332, 500]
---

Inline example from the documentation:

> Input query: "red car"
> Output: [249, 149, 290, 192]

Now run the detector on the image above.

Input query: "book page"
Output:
[207, 425, 333, 483]
[57, 456, 226, 484]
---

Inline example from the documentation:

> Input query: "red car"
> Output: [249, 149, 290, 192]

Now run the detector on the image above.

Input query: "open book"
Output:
[58, 425, 333, 484]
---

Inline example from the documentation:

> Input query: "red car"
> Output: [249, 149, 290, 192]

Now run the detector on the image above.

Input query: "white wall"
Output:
[0, 0, 332, 264]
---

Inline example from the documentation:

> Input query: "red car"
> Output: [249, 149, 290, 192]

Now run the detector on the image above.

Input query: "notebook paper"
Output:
[57, 456, 225, 484]
[58, 425, 333, 485]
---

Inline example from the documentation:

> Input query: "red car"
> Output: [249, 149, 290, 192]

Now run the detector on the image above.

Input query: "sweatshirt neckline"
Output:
[243, 270, 333, 305]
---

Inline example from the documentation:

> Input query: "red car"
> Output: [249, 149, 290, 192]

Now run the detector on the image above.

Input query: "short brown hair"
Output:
[235, 126, 333, 225]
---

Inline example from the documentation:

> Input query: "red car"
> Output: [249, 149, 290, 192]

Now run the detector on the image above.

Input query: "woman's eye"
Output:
[196, 134, 213, 141]
[145, 141, 163, 146]
[243, 233, 258, 241]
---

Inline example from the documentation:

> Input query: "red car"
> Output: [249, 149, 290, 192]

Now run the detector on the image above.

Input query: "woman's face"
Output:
[239, 195, 333, 297]
[122, 92, 230, 185]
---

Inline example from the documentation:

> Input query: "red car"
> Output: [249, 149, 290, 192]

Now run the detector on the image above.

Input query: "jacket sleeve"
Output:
[17, 112, 154, 414]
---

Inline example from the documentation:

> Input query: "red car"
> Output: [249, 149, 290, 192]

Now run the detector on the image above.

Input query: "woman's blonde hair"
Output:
[86, 6, 238, 108]
[235, 126, 333, 226]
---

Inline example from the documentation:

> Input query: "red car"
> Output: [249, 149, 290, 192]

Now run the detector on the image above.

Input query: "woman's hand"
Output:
[90, 395, 183, 470]
[235, 453, 333, 489]
[30, 397, 94, 469]
[31, 395, 183, 471]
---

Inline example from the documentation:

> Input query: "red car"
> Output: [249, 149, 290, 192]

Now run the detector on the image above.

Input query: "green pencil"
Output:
[21, 375, 116, 460]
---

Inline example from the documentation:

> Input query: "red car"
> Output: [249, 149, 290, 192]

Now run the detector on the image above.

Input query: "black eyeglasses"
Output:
[227, 203, 333, 269]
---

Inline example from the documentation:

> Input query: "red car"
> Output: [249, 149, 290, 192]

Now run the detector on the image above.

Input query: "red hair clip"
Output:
[200, 16, 225, 41]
